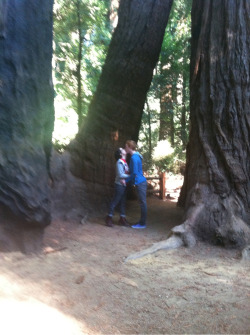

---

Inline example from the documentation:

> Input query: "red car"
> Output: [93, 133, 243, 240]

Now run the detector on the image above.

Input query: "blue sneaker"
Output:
[131, 223, 146, 229]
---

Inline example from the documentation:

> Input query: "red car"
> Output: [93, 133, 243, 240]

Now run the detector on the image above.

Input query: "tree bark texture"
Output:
[0, 0, 54, 252]
[159, 83, 173, 142]
[180, 70, 188, 149]
[69, 0, 173, 193]
[179, 0, 250, 247]
[76, 0, 83, 130]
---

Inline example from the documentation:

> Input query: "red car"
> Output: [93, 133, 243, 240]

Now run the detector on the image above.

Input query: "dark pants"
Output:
[136, 181, 147, 225]
[108, 183, 126, 217]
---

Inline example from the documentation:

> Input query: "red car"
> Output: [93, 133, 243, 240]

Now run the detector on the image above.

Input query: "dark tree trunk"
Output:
[76, 0, 83, 130]
[146, 100, 152, 161]
[159, 84, 173, 141]
[178, 0, 250, 248]
[159, 79, 175, 146]
[0, 0, 54, 252]
[170, 86, 175, 146]
[68, 0, 173, 195]
[180, 70, 188, 149]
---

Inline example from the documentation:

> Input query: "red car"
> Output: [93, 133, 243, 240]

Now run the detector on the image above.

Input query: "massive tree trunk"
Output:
[0, 0, 54, 252]
[126, 0, 250, 261]
[179, 0, 250, 248]
[68, 0, 173, 197]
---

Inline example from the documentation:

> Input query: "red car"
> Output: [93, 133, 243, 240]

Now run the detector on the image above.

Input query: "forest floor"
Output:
[0, 174, 249, 335]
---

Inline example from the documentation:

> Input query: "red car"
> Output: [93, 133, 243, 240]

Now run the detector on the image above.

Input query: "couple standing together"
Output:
[105, 140, 147, 229]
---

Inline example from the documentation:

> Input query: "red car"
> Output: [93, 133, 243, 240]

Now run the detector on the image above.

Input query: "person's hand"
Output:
[121, 179, 126, 186]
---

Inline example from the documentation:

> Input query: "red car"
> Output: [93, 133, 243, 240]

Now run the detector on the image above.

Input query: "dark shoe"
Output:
[105, 215, 114, 227]
[118, 216, 130, 227]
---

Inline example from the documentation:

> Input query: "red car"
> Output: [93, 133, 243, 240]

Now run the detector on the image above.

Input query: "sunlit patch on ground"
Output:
[0, 298, 85, 335]
[0, 271, 86, 335]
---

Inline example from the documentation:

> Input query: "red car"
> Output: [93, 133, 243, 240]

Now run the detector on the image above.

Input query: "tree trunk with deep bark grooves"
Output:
[159, 83, 173, 142]
[68, 0, 173, 193]
[178, 0, 250, 248]
[0, 0, 54, 252]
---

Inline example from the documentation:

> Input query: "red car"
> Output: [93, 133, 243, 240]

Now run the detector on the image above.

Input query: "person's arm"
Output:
[126, 156, 137, 184]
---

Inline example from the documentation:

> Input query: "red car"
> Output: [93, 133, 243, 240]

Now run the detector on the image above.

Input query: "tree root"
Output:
[125, 234, 185, 262]
[125, 212, 198, 262]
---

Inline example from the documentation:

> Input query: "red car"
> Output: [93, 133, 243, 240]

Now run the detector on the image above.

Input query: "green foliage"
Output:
[139, 0, 191, 174]
[139, 103, 159, 167]
[53, 0, 191, 168]
[153, 146, 186, 174]
[53, 0, 111, 132]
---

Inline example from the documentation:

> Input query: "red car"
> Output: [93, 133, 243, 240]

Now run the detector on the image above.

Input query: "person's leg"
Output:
[106, 184, 125, 226]
[118, 187, 130, 226]
[132, 181, 147, 228]
[108, 184, 124, 216]
[119, 186, 126, 217]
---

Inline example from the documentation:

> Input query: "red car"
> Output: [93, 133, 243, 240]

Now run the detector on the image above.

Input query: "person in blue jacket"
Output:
[125, 140, 147, 229]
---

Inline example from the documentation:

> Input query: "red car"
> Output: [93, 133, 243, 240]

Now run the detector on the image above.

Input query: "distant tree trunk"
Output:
[180, 70, 188, 149]
[69, 0, 173, 193]
[146, 100, 152, 161]
[178, 0, 250, 248]
[0, 0, 54, 252]
[76, 0, 83, 130]
[159, 83, 173, 142]
[170, 86, 175, 146]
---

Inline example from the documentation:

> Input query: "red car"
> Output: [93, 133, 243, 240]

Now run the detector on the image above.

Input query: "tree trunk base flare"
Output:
[50, 150, 112, 222]
[125, 183, 250, 262]
[0, 207, 44, 254]
[125, 220, 196, 262]
[241, 245, 250, 262]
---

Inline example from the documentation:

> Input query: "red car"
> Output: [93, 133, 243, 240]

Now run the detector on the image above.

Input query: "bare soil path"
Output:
[0, 180, 249, 334]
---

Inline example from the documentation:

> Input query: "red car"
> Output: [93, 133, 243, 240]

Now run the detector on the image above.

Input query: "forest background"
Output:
[0, 1, 249, 333]
[53, 0, 191, 175]
[0, 0, 249, 257]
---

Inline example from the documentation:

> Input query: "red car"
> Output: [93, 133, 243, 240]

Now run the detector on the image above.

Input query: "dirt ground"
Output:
[0, 175, 249, 335]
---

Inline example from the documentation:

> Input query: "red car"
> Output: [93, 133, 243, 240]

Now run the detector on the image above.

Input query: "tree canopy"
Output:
[53, 0, 191, 168]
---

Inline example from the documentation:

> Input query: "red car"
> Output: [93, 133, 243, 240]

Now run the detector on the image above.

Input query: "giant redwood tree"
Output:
[126, 0, 250, 261]
[68, 0, 173, 195]
[178, 0, 250, 248]
[0, 0, 54, 252]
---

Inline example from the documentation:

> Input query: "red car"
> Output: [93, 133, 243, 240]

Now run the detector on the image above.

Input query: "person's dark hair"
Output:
[114, 148, 122, 161]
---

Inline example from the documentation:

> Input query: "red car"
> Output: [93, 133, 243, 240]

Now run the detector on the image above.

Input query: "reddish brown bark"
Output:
[69, 0, 173, 192]
[178, 0, 250, 248]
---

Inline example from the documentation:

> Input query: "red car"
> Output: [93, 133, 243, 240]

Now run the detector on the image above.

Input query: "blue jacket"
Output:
[126, 152, 147, 185]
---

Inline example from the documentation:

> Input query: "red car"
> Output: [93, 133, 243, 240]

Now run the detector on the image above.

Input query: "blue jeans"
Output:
[136, 181, 147, 225]
[108, 183, 127, 217]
